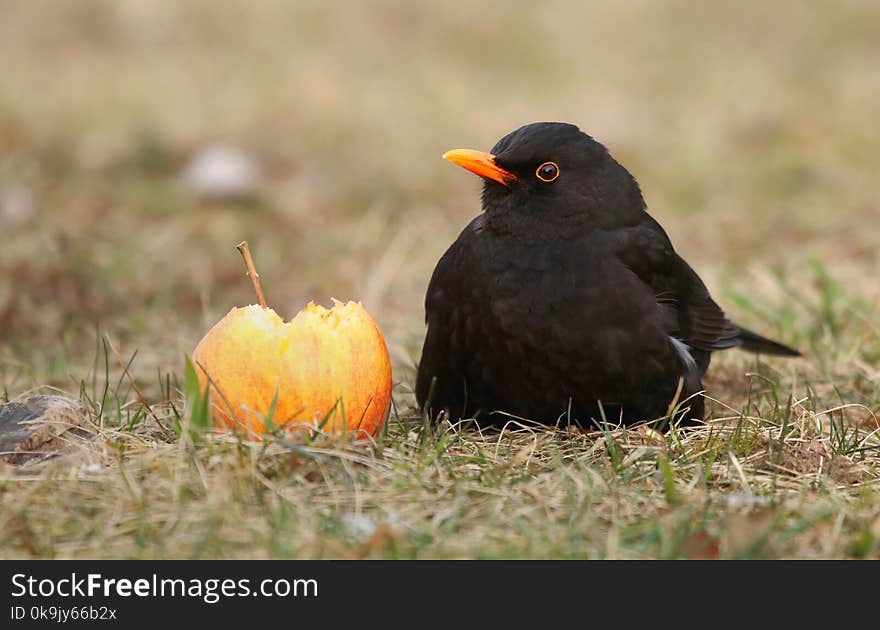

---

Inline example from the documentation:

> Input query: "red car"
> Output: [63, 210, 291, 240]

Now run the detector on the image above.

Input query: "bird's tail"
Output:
[734, 325, 801, 357]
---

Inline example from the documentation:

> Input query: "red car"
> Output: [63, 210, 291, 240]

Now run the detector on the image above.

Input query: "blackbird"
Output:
[416, 122, 799, 427]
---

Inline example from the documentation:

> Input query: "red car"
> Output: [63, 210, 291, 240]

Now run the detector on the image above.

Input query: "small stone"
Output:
[0, 183, 35, 226]
[183, 143, 261, 201]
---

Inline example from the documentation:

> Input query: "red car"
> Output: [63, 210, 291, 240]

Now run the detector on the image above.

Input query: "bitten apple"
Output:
[192, 300, 392, 439]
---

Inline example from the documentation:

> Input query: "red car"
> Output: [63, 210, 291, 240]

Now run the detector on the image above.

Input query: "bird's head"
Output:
[444, 122, 646, 230]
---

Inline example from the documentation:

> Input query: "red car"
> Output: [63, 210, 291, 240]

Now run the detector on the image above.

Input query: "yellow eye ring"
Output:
[536, 162, 559, 182]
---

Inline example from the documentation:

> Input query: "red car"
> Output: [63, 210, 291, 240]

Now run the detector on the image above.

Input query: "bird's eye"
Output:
[536, 162, 559, 183]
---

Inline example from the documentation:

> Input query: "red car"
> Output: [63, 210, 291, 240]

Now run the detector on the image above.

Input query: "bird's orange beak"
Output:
[442, 149, 518, 187]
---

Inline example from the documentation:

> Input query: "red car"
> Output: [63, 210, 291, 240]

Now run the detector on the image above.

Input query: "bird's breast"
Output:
[462, 234, 667, 357]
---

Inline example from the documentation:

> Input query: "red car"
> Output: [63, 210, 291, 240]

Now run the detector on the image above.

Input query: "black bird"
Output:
[416, 122, 799, 427]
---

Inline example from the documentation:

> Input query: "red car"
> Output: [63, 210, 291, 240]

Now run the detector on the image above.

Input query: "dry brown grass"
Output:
[1, 1, 878, 558]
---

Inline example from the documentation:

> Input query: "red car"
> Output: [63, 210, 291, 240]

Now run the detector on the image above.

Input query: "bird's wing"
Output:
[670, 256, 741, 352]
[613, 215, 740, 353]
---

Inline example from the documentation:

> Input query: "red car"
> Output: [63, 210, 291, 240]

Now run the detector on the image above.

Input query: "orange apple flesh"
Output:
[192, 300, 392, 439]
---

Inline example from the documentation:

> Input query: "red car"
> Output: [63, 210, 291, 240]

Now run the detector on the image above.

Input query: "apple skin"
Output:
[192, 300, 392, 439]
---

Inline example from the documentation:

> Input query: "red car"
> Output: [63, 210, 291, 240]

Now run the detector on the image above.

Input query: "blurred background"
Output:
[1, 0, 878, 405]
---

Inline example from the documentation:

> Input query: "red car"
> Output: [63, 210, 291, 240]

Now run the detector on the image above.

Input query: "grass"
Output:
[2, 346, 878, 559]
[1, 1, 879, 558]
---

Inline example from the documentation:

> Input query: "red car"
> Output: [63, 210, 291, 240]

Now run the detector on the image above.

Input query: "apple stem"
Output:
[236, 240, 267, 307]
